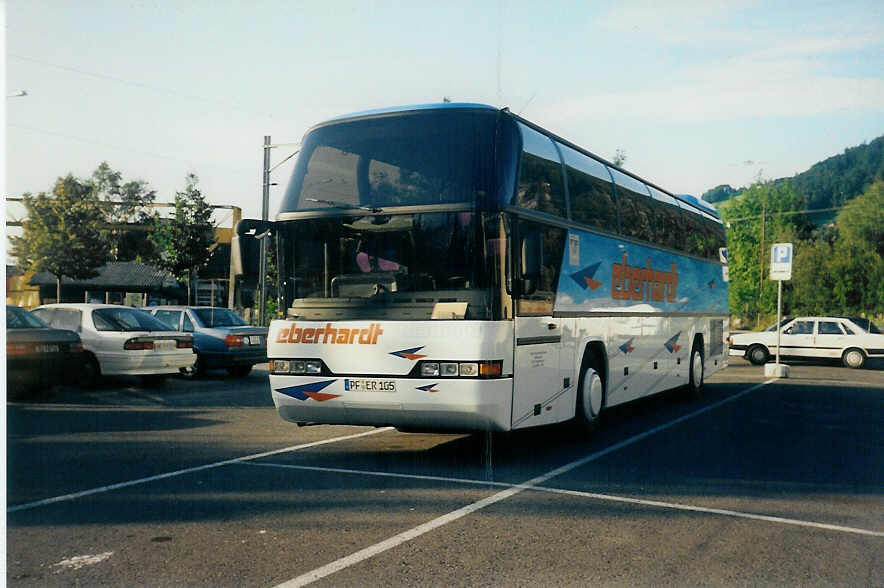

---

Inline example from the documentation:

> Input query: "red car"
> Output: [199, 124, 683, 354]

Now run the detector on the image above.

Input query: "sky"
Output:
[4, 0, 884, 236]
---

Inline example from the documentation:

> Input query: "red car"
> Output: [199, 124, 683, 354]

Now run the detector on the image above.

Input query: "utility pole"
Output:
[258, 135, 271, 326]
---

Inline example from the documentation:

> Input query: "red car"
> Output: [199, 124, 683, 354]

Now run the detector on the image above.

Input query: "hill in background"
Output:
[702, 135, 884, 210]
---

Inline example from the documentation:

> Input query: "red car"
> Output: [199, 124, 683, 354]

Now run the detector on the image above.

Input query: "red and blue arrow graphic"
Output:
[664, 332, 682, 353]
[569, 262, 603, 291]
[276, 380, 340, 402]
[416, 383, 439, 393]
[619, 338, 635, 354]
[390, 346, 427, 360]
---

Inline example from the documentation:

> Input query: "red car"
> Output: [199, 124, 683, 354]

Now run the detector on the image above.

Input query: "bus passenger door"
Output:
[513, 316, 562, 429]
[510, 221, 567, 430]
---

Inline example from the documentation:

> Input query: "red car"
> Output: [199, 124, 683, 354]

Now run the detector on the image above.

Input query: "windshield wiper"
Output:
[306, 198, 383, 214]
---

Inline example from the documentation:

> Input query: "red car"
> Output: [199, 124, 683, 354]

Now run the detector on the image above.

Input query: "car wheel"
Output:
[80, 354, 101, 389]
[747, 344, 769, 366]
[226, 365, 252, 378]
[574, 355, 604, 434]
[685, 342, 705, 400]
[181, 352, 205, 378]
[841, 348, 866, 369]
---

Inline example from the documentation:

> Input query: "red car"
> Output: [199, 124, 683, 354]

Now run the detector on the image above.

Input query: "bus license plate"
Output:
[344, 379, 396, 392]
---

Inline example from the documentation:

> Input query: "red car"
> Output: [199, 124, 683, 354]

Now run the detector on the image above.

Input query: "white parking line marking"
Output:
[7, 428, 392, 513]
[274, 381, 776, 588]
[246, 462, 884, 538]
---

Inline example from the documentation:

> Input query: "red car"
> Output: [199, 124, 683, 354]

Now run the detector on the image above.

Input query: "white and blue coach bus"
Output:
[235, 103, 729, 433]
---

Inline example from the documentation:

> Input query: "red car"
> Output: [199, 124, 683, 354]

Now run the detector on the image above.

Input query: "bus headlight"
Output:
[415, 360, 504, 379]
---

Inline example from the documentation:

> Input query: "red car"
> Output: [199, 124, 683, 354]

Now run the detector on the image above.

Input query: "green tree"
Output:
[9, 175, 110, 301]
[90, 161, 157, 260]
[146, 174, 216, 304]
[719, 178, 805, 324]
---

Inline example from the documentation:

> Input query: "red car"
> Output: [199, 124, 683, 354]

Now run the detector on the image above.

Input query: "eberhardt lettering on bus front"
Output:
[276, 322, 384, 345]
[556, 228, 728, 314]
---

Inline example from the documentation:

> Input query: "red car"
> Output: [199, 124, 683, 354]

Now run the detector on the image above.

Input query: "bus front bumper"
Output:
[270, 375, 514, 433]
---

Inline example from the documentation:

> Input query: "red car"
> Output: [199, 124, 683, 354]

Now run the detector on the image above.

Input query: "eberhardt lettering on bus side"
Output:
[611, 252, 678, 303]
[276, 322, 384, 345]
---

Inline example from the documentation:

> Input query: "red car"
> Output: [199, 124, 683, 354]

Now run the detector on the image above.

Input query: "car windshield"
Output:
[93, 307, 175, 332]
[193, 308, 248, 328]
[764, 317, 793, 332]
[6, 306, 48, 329]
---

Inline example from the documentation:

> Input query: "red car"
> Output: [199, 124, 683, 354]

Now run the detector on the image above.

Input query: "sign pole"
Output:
[765, 242, 792, 379]
[775, 279, 782, 366]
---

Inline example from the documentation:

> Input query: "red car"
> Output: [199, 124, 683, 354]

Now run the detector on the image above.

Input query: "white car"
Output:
[32, 303, 195, 385]
[729, 316, 884, 369]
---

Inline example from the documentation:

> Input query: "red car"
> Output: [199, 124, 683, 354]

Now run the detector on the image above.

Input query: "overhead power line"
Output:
[9, 53, 275, 120]
[9, 123, 253, 176]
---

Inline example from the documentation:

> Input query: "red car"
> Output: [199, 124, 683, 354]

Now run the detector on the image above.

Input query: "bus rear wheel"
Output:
[684, 342, 705, 400]
[575, 361, 604, 434]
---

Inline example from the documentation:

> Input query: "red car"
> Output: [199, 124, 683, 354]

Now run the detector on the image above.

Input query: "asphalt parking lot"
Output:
[6, 361, 884, 587]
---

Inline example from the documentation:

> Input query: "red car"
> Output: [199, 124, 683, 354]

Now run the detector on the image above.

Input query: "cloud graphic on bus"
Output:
[664, 333, 682, 353]
[276, 380, 340, 402]
[569, 262, 603, 291]
[416, 383, 439, 393]
[390, 346, 427, 360]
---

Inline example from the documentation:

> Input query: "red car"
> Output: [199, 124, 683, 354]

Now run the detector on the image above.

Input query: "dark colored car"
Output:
[147, 306, 267, 377]
[6, 305, 85, 397]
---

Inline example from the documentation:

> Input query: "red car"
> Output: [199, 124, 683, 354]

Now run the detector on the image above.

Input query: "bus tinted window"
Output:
[559, 144, 618, 233]
[282, 110, 497, 211]
[516, 220, 566, 316]
[701, 216, 726, 260]
[515, 124, 567, 218]
[648, 187, 685, 251]
[681, 210, 707, 257]
[610, 169, 654, 242]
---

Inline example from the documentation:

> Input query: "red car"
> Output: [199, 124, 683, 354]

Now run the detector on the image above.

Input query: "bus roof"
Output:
[310, 102, 720, 222]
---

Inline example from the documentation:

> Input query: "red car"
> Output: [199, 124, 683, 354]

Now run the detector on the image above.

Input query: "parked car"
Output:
[729, 316, 884, 368]
[6, 305, 85, 397]
[31, 303, 194, 386]
[147, 306, 267, 377]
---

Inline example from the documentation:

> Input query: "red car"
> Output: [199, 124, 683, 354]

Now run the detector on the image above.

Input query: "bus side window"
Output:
[609, 169, 654, 242]
[515, 124, 567, 218]
[705, 218, 727, 261]
[682, 211, 706, 257]
[516, 220, 566, 316]
[559, 144, 618, 233]
[615, 189, 655, 242]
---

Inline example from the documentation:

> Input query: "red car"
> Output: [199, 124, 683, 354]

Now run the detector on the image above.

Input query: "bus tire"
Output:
[685, 341, 705, 400]
[575, 356, 605, 434]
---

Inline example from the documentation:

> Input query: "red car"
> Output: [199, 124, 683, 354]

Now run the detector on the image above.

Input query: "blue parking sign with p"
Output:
[770, 242, 793, 280]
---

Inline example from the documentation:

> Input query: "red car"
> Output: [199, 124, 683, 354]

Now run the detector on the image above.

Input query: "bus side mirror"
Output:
[232, 219, 271, 277]
[520, 231, 541, 296]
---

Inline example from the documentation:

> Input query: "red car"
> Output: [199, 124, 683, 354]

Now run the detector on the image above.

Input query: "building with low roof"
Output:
[28, 261, 185, 306]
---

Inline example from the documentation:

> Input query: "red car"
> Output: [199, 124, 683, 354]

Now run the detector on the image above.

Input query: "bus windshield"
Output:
[277, 212, 506, 321]
[280, 109, 499, 212]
